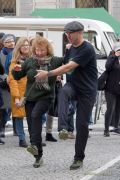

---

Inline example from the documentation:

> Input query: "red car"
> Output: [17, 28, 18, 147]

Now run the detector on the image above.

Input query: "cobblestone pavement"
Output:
[0, 116, 120, 180]
[91, 162, 120, 180]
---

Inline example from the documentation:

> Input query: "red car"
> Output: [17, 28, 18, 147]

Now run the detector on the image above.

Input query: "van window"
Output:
[105, 32, 117, 48]
[84, 31, 106, 59]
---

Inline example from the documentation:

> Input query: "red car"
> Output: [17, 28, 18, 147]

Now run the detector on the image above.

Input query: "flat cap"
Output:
[64, 21, 84, 33]
[113, 42, 120, 52]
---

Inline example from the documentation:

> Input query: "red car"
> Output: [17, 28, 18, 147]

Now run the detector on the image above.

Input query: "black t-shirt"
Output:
[64, 41, 98, 97]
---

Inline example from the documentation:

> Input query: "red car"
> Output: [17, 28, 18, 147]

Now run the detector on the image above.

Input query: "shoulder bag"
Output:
[98, 71, 108, 91]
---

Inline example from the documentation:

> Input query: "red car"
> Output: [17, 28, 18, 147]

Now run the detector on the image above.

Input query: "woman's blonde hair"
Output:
[12, 37, 30, 62]
[32, 36, 54, 57]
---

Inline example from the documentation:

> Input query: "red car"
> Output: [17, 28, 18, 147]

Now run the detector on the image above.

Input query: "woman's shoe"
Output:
[27, 145, 38, 156]
[33, 157, 43, 168]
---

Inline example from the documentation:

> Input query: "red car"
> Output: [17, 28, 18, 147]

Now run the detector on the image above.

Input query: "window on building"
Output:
[75, 0, 108, 10]
[0, 0, 16, 16]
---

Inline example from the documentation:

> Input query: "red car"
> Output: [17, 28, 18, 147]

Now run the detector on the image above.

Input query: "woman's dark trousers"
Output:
[105, 91, 120, 131]
[25, 99, 51, 158]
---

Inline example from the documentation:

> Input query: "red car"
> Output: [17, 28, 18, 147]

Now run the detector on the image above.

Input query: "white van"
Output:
[0, 17, 117, 72]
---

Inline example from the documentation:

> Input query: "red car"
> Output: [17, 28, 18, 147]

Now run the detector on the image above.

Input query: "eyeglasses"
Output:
[65, 32, 73, 36]
[35, 48, 46, 52]
[21, 45, 29, 48]
[4, 40, 15, 44]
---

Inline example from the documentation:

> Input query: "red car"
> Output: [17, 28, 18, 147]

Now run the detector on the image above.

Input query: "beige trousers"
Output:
[46, 114, 54, 133]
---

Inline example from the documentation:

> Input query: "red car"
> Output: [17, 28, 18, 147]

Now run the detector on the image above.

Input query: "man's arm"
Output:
[35, 61, 79, 80]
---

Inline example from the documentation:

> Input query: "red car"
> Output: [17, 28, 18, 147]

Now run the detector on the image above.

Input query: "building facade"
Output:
[0, 0, 120, 22]
[109, 0, 120, 21]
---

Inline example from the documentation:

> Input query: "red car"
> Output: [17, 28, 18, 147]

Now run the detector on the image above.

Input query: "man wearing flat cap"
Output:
[35, 21, 98, 170]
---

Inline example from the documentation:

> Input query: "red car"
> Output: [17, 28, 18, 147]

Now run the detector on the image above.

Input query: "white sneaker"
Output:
[88, 124, 93, 131]
[6, 120, 13, 127]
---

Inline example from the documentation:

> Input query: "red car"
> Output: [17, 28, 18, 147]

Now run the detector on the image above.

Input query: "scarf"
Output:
[17, 55, 28, 64]
[34, 56, 52, 91]
[2, 47, 14, 75]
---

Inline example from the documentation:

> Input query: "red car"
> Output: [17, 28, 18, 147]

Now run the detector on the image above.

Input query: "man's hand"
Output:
[14, 64, 22, 71]
[66, 43, 72, 49]
[35, 70, 48, 80]
[115, 51, 120, 57]
[57, 75, 62, 81]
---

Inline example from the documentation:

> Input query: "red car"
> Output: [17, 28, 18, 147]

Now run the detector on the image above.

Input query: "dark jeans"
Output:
[58, 83, 95, 161]
[105, 91, 120, 131]
[25, 99, 51, 157]
[58, 84, 76, 131]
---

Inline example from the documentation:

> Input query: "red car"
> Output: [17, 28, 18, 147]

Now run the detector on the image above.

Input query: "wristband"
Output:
[47, 71, 52, 77]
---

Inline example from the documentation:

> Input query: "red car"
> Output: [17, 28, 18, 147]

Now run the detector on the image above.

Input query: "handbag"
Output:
[0, 78, 10, 91]
[48, 81, 62, 117]
[98, 71, 108, 91]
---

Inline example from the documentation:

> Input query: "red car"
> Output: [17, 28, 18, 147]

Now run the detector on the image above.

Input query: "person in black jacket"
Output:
[0, 33, 5, 144]
[0, 61, 4, 144]
[104, 42, 120, 137]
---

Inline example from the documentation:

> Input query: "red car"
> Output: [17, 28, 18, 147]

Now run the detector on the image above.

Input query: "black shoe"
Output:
[19, 140, 28, 148]
[0, 138, 5, 145]
[104, 130, 110, 137]
[46, 133, 57, 142]
[33, 157, 43, 168]
[42, 142, 46, 146]
[70, 159, 83, 170]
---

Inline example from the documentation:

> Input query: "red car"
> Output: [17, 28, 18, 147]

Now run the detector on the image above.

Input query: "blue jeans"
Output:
[67, 100, 76, 132]
[41, 114, 47, 125]
[15, 118, 25, 141]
